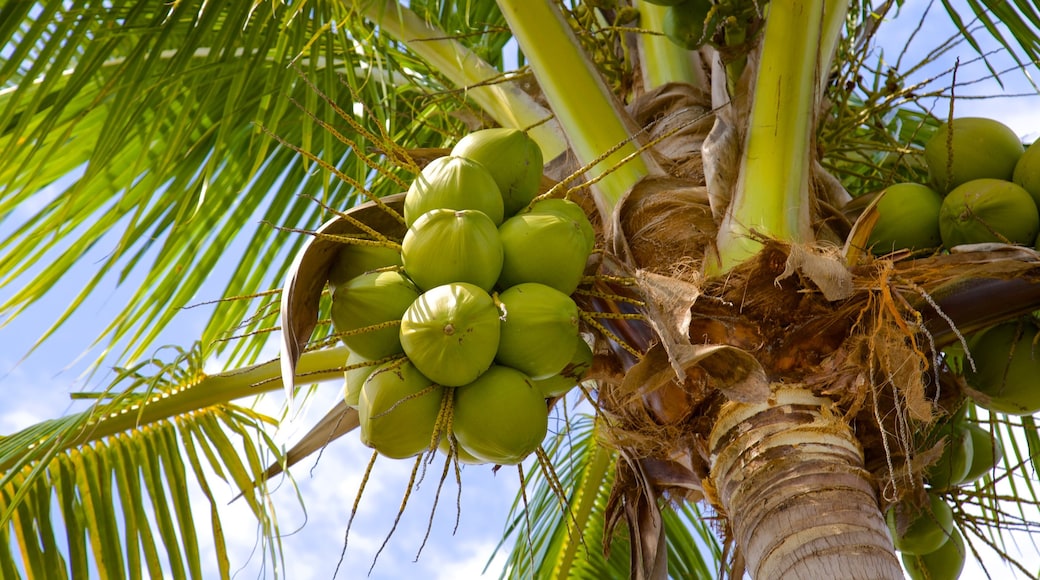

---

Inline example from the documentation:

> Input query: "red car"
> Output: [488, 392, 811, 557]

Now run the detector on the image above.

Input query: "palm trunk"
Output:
[708, 388, 902, 579]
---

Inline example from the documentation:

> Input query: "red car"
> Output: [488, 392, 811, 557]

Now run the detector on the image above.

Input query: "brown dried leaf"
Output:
[777, 243, 853, 301]
[257, 400, 360, 485]
[621, 343, 768, 405]
[279, 194, 406, 399]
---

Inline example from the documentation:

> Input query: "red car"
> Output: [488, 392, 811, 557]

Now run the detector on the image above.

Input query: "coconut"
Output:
[965, 319, 1040, 415]
[450, 128, 544, 217]
[452, 365, 549, 465]
[886, 494, 956, 555]
[1013, 139, 1040, 206]
[663, 0, 717, 50]
[867, 183, 943, 255]
[938, 178, 1039, 248]
[437, 434, 485, 465]
[358, 360, 444, 459]
[902, 527, 965, 580]
[498, 210, 593, 295]
[402, 208, 503, 292]
[327, 242, 402, 290]
[404, 156, 504, 226]
[532, 335, 594, 398]
[331, 270, 420, 360]
[399, 283, 501, 387]
[344, 350, 380, 408]
[496, 283, 581, 380]
[925, 422, 974, 489]
[924, 117, 1025, 192]
[526, 198, 595, 250]
[961, 422, 1003, 484]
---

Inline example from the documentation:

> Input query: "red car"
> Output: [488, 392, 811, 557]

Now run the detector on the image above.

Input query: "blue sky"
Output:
[3, 1, 1040, 579]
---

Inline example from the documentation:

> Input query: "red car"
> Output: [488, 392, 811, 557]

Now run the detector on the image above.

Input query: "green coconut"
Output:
[925, 117, 1025, 192]
[452, 365, 549, 465]
[526, 198, 595, 250]
[533, 335, 594, 398]
[399, 282, 501, 387]
[343, 350, 381, 408]
[450, 128, 544, 217]
[402, 208, 503, 292]
[331, 270, 420, 360]
[886, 494, 956, 555]
[965, 319, 1040, 415]
[867, 183, 944, 255]
[496, 283, 581, 380]
[437, 434, 485, 465]
[902, 527, 966, 580]
[663, 0, 717, 50]
[926, 422, 974, 490]
[961, 422, 1003, 484]
[359, 360, 444, 459]
[938, 178, 1039, 248]
[641, 0, 687, 5]
[404, 156, 504, 226]
[327, 242, 403, 290]
[1013, 139, 1040, 207]
[498, 211, 593, 295]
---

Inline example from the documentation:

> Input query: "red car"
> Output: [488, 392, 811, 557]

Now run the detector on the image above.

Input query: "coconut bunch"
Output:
[852, 116, 1040, 256]
[325, 128, 597, 466]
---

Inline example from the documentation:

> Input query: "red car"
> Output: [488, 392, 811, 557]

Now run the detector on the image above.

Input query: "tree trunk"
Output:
[707, 387, 903, 579]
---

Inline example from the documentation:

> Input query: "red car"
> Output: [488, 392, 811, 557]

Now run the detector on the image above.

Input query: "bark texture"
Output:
[708, 388, 903, 579]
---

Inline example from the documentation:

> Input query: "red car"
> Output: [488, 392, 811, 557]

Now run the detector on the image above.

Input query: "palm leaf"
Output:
[494, 413, 723, 579]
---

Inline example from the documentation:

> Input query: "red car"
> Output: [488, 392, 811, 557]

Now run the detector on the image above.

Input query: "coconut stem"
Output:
[635, 1, 707, 90]
[711, 0, 848, 274]
[355, 0, 568, 159]
[496, 0, 655, 216]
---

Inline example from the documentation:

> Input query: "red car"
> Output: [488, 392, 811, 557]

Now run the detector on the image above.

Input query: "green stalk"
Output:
[356, 1, 567, 159]
[711, 0, 846, 273]
[636, 1, 706, 90]
[497, 0, 655, 213]
[0, 347, 349, 471]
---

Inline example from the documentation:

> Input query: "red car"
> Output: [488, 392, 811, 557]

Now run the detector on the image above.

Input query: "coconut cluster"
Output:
[329, 128, 596, 465]
[865, 116, 1040, 256]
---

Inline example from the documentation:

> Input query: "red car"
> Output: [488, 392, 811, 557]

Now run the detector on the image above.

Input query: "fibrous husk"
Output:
[626, 82, 714, 182]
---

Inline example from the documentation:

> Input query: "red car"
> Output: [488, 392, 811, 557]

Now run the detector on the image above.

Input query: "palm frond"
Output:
[0, 0, 511, 371]
[494, 413, 723, 579]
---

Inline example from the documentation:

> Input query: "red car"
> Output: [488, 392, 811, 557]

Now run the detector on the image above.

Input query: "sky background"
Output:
[3, 2, 1040, 579]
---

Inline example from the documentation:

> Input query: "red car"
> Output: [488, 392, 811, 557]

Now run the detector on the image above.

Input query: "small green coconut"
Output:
[404, 156, 504, 226]
[961, 421, 1003, 484]
[331, 270, 420, 360]
[451, 128, 544, 217]
[496, 283, 581, 380]
[867, 183, 943, 255]
[925, 117, 1025, 192]
[498, 211, 593, 295]
[400, 283, 501, 387]
[663, 0, 717, 50]
[886, 494, 956, 555]
[526, 198, 595, 250]
[1013, 139, 1040, 207]
[902, 527, 966, 580]
[926, 422, 974, 490]
[359, 360, 443, 460]
[437, 434, 485, 465]
[327, 242, 402, 290]
[965, 319, 1040, 415]
[938, 178, 1039, 248]
[402, 208, 503, 292]
[452, 365, 549, 465]
[343, 350, 381, 408]
[533, 335, 594, 398]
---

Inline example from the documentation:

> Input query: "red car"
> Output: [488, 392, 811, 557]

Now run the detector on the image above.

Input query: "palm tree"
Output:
[3, 0, 1040, 578]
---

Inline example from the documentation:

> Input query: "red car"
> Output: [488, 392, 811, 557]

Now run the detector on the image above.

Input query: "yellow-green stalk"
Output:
[636, 1, 707, 90]
[712, 0, 847, 273]
[356, 0, 567, 159]
[497, 0, 655, 213]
